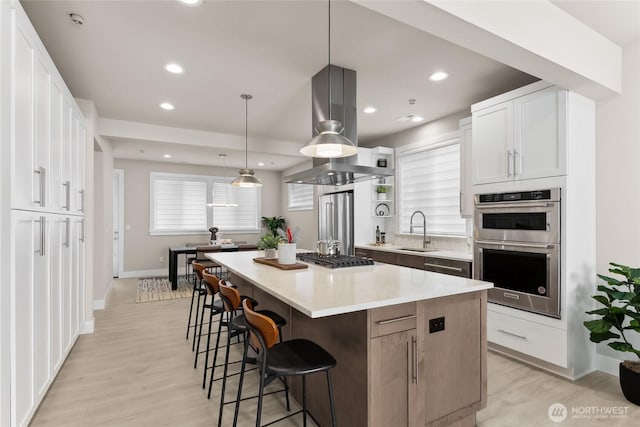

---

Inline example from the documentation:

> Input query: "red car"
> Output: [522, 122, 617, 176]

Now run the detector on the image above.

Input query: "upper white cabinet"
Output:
[458, 117, 473, 218]
[471, 83, 566, 185]
[10, 2, 86, 214]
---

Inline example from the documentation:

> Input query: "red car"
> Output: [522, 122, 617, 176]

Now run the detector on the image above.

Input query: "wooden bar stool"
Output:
[237, 299, 337, 427]
[212, 281, 288, 427]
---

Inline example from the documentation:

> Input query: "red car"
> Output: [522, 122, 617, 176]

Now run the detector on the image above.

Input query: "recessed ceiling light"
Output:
[159, 102, 175, 110]
[411, 116, 424, 123]
[429, 71, 449, 82]
[163, 154, 172, 158]
[257, 162, 265, 166]
[164, 63, 184, 74]
[178, 0, 203, 6]
[363, 106, 377, 114]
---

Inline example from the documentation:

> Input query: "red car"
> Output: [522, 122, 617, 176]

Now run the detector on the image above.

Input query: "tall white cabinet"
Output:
[1, 2, 88, 426]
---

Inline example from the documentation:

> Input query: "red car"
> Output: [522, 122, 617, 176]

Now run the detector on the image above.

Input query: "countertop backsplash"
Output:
[390, 233, 471, 253]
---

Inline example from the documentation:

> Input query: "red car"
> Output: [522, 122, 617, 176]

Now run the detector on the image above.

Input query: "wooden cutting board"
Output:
[253, 257, 308, 270]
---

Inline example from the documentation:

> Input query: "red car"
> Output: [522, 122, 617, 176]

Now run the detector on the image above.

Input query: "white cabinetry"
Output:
[2, 2, 87, 426]
[472, 83, 566, 185]
[472, 81, 596, 379]
[458, 117, 473, 218]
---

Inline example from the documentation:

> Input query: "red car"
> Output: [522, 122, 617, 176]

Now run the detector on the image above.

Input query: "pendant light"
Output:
[231, 94, 263, 188]
[300, 0, 357, 159]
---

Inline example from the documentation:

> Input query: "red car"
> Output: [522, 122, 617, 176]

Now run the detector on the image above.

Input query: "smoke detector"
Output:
[69, 13, 84, 25]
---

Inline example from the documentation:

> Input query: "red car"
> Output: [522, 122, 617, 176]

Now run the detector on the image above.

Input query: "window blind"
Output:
[150, 172, 261, 234]
[397, 142, 465, 235]
[288, 183, 313, 211]
[152, 177, 208, 232]
[212, 180, 260, 231]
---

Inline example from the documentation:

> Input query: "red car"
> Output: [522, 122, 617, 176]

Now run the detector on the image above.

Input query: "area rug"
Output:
[136, 277, 192, 303]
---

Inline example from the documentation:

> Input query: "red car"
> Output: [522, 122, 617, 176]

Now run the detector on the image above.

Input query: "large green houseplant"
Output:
[584, 262, 640, 405]
[261, 216, 286, 237]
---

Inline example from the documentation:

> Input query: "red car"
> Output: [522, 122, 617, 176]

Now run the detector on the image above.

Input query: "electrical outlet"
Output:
[429, 317, 445, 333]
[159, 256, 164, 263]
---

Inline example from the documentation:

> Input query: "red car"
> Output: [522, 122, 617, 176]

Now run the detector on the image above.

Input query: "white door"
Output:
[472, 101, 513, 185]
[514, 86, 567, 180]
[11, 211, 50, 427]
[112, 169, 123, 277]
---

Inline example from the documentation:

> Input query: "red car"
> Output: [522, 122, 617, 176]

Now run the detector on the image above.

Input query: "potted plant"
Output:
[261, 216, 286, 237]
[257, 234, 283, 259]
[584, 262, 640, 405]
[376, 185, 388, 200]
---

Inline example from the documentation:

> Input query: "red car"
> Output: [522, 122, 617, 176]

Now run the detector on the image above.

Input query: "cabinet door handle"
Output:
[497, 329, 527, 340]
[459, 192, 463, 215]
[33, 167, 46, 206]
[62, 181, 71, 210]
[78, 189, 85, 213]
[507, 151, 512, 177]
[513, 149, 519, 177]
[37, 216, 46, 256]
[412, 335, 418, 384]
[424, 262, 463, 273]
[80, 219, 85, 243]
[376, 314, 417, 325]
[64, 218, 70, 248]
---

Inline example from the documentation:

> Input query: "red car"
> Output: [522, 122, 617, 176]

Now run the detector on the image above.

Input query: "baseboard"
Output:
[80, 319, 94, 335]
[596, 353, 622, 377]
[119, 268, 171, 278]
[93, 280, 115, 310]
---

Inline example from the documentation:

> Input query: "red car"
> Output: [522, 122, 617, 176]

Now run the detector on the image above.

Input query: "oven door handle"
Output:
[474, 240, 554, 249]
[474, 202, 553, 209]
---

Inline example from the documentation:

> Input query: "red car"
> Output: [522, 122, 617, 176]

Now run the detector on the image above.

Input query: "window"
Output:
[150, 172, 261, 235]
[288, 183, 313, 211]
[397, 137, 465, 236]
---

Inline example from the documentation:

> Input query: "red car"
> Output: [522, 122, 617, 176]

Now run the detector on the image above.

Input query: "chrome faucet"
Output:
[410, 210, 431, 248]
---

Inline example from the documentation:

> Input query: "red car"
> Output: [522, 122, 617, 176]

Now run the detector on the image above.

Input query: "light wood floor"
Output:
[31, 278, 639, 426]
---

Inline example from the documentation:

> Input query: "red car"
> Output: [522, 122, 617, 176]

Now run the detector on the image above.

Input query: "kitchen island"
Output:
[207, 251, 492, 427]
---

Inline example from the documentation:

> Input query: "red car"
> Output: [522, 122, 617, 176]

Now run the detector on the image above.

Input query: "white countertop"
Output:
[207, 251, 491, 318]
[355, 244, 473, 262]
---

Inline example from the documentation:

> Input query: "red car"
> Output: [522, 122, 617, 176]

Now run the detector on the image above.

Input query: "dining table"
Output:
[167, 243, 258, 289]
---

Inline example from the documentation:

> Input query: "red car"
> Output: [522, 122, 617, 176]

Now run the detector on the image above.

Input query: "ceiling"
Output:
[21, 0, 638, 171]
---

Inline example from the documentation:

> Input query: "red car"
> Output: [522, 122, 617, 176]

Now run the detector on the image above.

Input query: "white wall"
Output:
[595, 40, 640, 363]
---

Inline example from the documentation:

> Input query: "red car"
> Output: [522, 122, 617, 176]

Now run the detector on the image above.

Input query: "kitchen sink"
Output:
[397, 247, 438, 253]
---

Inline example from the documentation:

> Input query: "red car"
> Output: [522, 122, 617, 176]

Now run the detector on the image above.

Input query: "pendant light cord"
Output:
[327, 0, 331, 121]
[245, 96, 248, 169]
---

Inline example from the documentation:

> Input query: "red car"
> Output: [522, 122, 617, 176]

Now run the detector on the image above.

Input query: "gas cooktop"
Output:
[296, 252, 374, 269]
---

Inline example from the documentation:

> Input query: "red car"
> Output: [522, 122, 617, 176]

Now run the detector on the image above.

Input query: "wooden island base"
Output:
[230, 272, 487, 427]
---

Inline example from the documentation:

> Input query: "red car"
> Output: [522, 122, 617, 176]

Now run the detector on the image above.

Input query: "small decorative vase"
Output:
[377, 193, 387, 201]
[278, 243, 296, 265]
[620, 362, 640, 406]
[264, 248, 277, 259]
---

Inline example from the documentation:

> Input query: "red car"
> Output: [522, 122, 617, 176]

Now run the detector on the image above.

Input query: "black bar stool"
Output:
[186, 262, 208, 346]
[212, 281, 288, 427]
[237, 299, 337, 427]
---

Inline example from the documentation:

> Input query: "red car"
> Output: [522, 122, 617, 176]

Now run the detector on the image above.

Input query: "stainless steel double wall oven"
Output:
[473, 189, 561, 318]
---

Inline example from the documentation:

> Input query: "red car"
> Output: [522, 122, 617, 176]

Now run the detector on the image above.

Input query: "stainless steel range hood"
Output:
[284, 64, 394, 185]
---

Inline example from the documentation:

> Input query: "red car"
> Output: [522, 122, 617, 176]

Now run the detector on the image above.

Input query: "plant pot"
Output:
[278, 243, 296, 265]
[620, 362, 640, 406]
[264, 248, 277, 259]
[377, 193, 387, 201]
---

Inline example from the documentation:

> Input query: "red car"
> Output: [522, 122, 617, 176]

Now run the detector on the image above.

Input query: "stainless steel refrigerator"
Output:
[318, 190, 354, 256]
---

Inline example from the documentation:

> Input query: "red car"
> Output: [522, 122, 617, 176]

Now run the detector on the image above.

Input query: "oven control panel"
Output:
[477, 188, 560, 204]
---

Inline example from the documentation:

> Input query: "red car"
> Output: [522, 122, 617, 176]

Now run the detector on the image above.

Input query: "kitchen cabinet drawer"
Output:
[423, 257, 471, 278]
[370, 302, 417, 338]
[395, 253, 424, 270]
[487, 310, 567, 367]
[370, 250, 396, 264]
